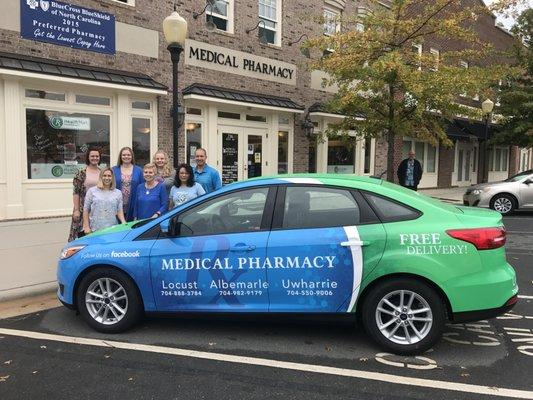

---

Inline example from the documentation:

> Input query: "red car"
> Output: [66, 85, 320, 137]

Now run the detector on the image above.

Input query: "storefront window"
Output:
[427, 144, 436, 173]
[25, 89, 65, 101]
[327, 139, 354, 174]
[26, 109, 110, 179]
[75, 95, 110, 106]
[308, 140, 317, 173]
[186, 123, 202, 167]
[402, 141, 411, 159]
[364, 138, 372, 174]
[415, 142, 425, 166]
[278, 131, 288, 174]
[132, 101, 151, 110]
[132, 117, 151, 167]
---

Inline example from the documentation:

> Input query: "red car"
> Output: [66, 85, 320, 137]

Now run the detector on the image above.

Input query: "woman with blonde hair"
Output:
[112, 146, 144, 221]
[153, 149, 175, 194]
[83, 168, 126, 235]
[133, 163, 168, 220]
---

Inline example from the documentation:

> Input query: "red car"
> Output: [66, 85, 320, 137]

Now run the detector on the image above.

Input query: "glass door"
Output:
[220, 126, 266, 183]
[246, 134, 263, 179]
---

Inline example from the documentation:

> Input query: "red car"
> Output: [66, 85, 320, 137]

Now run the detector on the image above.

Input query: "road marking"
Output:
[0, 328, 532, 399]
[518, 295, 533, 300]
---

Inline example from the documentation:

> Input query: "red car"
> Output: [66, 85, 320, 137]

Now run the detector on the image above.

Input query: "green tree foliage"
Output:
[307, 0, 518, 181]
[492, 8, 533, 148]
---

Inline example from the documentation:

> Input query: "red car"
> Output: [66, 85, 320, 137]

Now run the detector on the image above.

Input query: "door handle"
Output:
[340, 240, 369, 247]
[229, 244, 256, 252]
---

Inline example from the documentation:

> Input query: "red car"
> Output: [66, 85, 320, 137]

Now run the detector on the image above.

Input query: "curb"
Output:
[0, 282, 57, 302]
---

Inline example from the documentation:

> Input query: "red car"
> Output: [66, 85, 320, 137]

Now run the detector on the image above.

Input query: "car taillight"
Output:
[445, 227, 506, 250]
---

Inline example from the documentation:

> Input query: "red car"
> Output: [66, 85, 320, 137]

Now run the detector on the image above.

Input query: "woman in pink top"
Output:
[68, 147, 101, 241]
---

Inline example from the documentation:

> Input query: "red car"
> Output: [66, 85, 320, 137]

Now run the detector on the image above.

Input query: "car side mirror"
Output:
[524, 179, 533, 185]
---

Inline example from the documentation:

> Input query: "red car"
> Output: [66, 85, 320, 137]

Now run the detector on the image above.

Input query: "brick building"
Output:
[0, 0, 525, 220]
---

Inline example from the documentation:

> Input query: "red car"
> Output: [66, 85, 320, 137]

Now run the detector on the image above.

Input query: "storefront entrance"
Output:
[452, 141, 478, 187]
[219, 126, 265, 184]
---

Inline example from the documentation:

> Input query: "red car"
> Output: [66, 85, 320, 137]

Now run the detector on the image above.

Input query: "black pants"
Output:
[403, 185, 418, 191]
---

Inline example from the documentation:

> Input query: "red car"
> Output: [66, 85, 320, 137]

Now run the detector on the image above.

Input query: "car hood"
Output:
[70, 221, 138, 245]
[469, 181, 515, 191]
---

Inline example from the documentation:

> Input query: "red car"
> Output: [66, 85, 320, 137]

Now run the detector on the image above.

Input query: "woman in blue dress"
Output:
[169, 163, 205, 209]
[112, 147, 144, 222]
[133, 163, 168, 220]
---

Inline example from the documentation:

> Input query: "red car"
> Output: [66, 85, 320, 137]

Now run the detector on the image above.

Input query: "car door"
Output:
[519, 174, 533, 207]
[266, 185, 386, 313]
[149, 186, 275, 312]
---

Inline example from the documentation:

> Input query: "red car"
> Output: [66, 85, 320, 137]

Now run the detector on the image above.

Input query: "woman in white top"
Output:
[169, 163, 205, 209]
[83, 168, 126, 235]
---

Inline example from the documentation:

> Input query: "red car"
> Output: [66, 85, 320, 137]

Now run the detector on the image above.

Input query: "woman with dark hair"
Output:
[68, 147, 101, 241]
[169, 163, 205, 209]
[112, 146, 144, 221]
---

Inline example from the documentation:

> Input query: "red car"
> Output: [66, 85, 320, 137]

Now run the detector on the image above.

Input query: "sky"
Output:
[483, 0, 532, 30]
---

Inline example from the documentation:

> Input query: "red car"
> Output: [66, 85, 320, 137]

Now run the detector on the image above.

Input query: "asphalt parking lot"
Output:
[0, 213, 531, 400]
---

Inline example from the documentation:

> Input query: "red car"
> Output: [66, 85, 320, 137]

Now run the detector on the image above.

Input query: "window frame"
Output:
[206, 0, 234, 34]
[429, 48, 440, 71]
[111, 0, 135, 6]
[163, 186, 277, 238]
[258, 0, 282, 46]
[271, 184, 380, 230]
[360, 190, 422, 223]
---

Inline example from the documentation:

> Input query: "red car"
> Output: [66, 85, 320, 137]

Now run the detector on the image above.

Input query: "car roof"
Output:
[239, 173, 384, 188]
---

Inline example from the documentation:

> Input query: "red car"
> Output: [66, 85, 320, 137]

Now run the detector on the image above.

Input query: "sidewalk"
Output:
[0, 187, 465, 302]
[418, 187, 465, 203]
[0, 216, 70, 301]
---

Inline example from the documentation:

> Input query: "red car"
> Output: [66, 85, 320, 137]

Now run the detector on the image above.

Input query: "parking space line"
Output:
[518, 295, 533, 300]
[0, 328, 532, 399]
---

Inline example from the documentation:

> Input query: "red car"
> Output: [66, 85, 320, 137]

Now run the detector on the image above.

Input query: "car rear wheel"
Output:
[490, 194, 516, 215]
[77, 267, 143, 333]
[362, 279, 446, 355]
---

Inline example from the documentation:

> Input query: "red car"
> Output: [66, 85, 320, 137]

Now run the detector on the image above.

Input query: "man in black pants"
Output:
[397, 150, 423, 191]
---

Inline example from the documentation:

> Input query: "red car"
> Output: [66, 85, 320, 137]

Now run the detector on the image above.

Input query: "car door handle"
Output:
[340, 240, 369, 247]
[229, 244, 256, 252]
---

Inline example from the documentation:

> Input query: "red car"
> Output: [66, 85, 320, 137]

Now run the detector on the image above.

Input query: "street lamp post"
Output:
[163, 7, 188, 168]
[481, 98, 494, 183]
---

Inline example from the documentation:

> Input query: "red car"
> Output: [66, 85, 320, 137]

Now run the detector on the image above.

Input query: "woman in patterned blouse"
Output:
[68, 147, 101, 242]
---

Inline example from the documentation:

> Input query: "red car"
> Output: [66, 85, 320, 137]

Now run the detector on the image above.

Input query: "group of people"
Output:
[68, 147, 222, 241]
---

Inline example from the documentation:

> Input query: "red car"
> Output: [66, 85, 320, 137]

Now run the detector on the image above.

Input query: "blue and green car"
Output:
[57, 174, 518, 354]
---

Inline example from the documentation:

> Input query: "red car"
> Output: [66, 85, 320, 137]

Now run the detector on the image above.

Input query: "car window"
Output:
[282, 186, 360, 229]
[177, 188, 269, 236]
[363, 192, 420, 222]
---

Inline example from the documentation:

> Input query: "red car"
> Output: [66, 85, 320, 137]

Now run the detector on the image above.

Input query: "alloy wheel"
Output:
[85, 278, 129, 325]
[375, 289, 433, 345]
[493, 197, 513, 214]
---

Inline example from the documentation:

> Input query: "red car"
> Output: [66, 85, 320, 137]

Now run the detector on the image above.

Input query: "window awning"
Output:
[183, 83, 305, 113]
[308, 102, 365, 120]
[447, 118, 498, 140]
[0, 52, 167, 94]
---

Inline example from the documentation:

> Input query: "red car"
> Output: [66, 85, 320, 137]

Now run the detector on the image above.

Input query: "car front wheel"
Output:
[362, 279, 446, 355]
[490, 194, 516, 215]
[77, 267, 143, 333]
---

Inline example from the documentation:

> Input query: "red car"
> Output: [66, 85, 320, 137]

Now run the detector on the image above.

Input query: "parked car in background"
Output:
[463, 170, 533, 215]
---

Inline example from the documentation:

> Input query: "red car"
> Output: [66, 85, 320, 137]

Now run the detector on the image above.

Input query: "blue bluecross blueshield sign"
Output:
[20, 0, 115, 55]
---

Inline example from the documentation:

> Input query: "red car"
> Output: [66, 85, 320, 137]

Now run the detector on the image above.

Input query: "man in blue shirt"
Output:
[396, 150, 423, 191]
[193, 148, 222, 194]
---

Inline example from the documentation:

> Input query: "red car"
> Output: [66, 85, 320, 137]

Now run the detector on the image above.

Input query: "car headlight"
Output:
[471, 189, 483, 195]
[60, 245, 86, 260]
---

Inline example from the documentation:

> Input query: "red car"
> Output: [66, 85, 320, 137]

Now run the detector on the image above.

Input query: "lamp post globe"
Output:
[481, 98, 494, 115]
[163, 9, 188, 168]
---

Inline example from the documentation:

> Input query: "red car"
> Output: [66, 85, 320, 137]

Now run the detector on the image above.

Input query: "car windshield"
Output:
[504, 170, 533, 182]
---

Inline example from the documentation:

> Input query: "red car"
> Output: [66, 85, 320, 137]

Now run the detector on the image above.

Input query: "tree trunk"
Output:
[386, 84, 396, 182]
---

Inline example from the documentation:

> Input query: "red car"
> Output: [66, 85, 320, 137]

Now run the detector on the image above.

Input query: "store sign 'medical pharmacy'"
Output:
[20, 0, 115, 55]
[185, 40, 296, 86]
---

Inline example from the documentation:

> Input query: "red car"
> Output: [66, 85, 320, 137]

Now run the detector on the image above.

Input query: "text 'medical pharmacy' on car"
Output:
[57, 174, 518, 355]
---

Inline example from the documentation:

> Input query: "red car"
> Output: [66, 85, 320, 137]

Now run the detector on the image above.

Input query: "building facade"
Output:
[0, 0, 522, 220]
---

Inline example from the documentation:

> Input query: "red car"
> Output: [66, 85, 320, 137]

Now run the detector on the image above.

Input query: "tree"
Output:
[307, 0, 519, 182]
[492, 8, 533, 148]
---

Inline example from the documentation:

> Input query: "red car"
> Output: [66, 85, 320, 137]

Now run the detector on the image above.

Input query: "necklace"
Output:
[145, 182, 156, 195]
